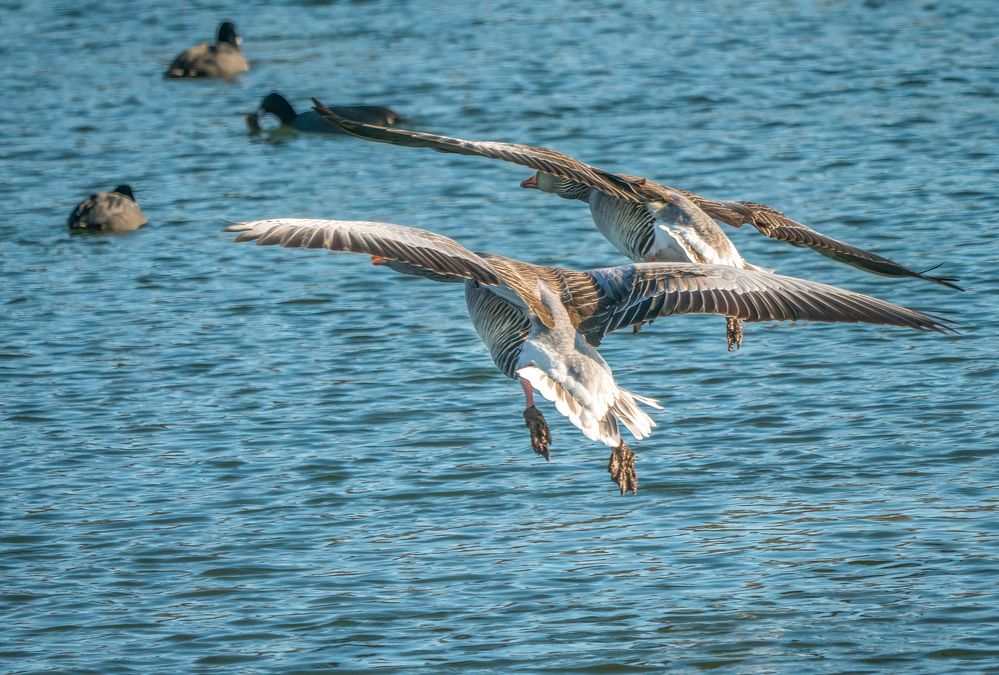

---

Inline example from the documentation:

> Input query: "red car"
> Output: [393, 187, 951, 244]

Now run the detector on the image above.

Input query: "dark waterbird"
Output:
[165, 21, 248, 79]
[312, 99, 963, 350]
[226, 218, 953, 495]
[245, 92, 401, 135]
[67, 185, 146, 232]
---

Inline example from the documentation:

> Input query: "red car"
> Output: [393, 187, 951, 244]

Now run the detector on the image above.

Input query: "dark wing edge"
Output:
[580, 263, 956, 340]
[67, 197, 94, 228]
[699, 199, 963, 291]
[225, 219, 500, 285]
[311, 97, 649, 202]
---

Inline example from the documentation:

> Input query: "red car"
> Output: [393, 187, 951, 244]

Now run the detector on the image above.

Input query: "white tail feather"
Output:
[517, 282, 662, 448]
[517, 365, 660, 448]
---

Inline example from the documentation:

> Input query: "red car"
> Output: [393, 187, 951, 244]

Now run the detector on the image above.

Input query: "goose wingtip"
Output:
[222, 220, 251, 233]
[312, 97, 333, 117]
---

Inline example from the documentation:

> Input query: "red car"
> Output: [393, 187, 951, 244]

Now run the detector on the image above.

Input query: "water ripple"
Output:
[2, 0, 998, 672]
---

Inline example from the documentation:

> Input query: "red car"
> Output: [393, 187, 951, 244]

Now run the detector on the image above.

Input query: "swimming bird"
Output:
[311, 99, 961, 349]
[226, 218, 951, 494]
[245, 92, 401, 135]
[165, 21, 248, 79]
[67, 185, 147, 232]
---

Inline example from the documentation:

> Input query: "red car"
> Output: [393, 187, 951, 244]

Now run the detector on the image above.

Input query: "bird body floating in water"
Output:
[67, 185, 146, 232]
[245, 92, 401, 135]
[165, 21, 248, 79]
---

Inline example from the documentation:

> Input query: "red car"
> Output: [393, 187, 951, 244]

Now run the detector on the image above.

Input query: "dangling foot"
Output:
[523, 405, 551, 461]
[726, 317, 744, 351]
[632, 318, 654, 334]
[608, 442, 638, 495]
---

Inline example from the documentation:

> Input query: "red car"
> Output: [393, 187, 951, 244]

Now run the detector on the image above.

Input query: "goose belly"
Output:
[652, 223, 745, 266]
[650, 225, 697, 263]
[646, 201, 746, 267]
[588, 192, 654, 262]
[464, 281, 531, 379]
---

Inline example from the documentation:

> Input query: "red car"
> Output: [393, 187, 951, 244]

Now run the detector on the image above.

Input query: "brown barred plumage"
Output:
[226, 217, 954, 494]
[311, 100, 961, 290]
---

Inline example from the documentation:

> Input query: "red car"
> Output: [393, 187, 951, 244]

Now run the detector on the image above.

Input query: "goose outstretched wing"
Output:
[696, 200, 963, 290]
[225, 218, 500, 285]
[312, 98, 650, 202]
[573, 263, 954, 343]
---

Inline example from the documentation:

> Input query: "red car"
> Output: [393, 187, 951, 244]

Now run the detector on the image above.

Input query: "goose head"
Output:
[217, 21, 241, 47]
[259, 92, 297, 125]
[113, 185, 135, 201]
[520, 172, 590, 201]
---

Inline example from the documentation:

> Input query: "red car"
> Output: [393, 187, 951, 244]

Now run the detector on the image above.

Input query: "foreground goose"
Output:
[165, 21, 248, 79]
[226, 218, 951, 494]
[311, 100, 961, 349]
[67, 185, 147, 232]
[245, 92, 401, 135]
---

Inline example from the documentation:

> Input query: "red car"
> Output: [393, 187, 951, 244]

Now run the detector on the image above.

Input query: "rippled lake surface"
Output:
[2, 0, 998, 671]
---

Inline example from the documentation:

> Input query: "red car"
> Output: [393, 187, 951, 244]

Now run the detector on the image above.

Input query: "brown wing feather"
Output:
[312, 98, 959, 291]
[697, 199, 963, 290]
[312, 98, 652, 203]
[573, 263, 954, 343]
[225, 219, 500, 285]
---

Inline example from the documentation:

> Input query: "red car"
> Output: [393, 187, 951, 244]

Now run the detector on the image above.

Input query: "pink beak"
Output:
[520, 175, 538, 189]
[371, 255, 388, 266]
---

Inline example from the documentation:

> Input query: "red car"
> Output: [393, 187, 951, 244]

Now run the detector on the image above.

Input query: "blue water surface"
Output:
[2, 0, 998, 672]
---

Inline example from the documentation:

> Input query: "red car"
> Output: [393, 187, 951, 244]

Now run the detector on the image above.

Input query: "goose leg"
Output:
[608, 442, 638, 495]
[632, 317, 655, 334]
[520, 377, 551, 461]
[726, 317, 744, 351]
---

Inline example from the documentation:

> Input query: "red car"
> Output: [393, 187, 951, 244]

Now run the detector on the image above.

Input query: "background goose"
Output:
[165, 21, 248, 79]
[67, 185, 147, 232]
[245, 92, 401, 135]
[226, 218, 951, 494]
[312, 100, 962, 348]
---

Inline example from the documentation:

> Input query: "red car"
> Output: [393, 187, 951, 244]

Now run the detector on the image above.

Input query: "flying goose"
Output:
[226, 218, 951, 494]
[67, 185, 147, 232]
[165, 21, 248, 79]
[311, 99, 961, 349]
[245, 92, 401, 135]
